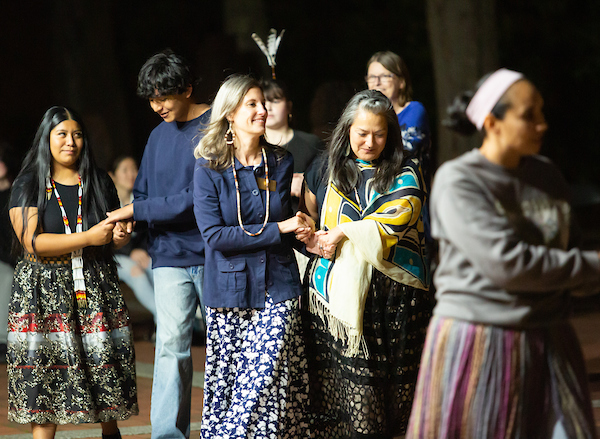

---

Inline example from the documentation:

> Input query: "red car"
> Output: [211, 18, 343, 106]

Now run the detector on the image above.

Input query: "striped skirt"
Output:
[406, 316, 596, 439]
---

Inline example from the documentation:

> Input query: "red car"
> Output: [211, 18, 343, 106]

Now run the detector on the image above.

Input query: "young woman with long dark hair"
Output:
[8, 106, 138, 439]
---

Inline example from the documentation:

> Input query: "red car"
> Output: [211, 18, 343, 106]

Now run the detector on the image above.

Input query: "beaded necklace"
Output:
[50, 175, 87, 308]
[232, 147, 270, 236]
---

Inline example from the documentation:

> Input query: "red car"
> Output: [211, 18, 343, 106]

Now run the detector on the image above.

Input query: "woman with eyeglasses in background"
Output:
[366, 51, 431, 183]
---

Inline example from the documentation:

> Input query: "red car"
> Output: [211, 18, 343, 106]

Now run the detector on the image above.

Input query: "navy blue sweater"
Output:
[133, 109, 211, 268]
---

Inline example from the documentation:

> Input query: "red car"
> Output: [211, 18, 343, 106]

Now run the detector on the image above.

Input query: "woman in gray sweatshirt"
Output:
[407, 69, 600, 439]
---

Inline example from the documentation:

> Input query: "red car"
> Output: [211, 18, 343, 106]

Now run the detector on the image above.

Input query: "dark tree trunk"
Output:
[426, 0, 499, 164]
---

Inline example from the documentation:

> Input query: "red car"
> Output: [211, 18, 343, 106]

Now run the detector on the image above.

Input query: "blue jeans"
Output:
[151, 265, 205, 438]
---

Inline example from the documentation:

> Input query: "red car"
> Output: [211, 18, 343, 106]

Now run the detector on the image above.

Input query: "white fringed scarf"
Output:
[307, 160, 429, 357]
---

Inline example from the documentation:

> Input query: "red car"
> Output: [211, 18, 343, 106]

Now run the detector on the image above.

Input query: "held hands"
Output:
[112, 221, 132, 248]
[294, 212, 315, 243]
[308, 227, 346, 260]
[277, 211, 312, 234]
[87, 218, 116, 246]
[290, 212, 345, 260]
[105, 204, 135, 233]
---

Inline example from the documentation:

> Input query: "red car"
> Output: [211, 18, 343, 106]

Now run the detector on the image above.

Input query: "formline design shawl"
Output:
[307, 159, 429, 356]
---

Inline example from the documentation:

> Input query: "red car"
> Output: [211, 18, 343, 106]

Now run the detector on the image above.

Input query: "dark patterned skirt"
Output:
[301, 263, 434, 439]
[7, 254, 138, 425]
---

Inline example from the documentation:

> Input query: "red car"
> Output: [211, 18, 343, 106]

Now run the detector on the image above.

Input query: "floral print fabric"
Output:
[201, 295, 309, 438]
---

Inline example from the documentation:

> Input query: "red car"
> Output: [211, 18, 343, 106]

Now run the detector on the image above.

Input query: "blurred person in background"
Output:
[0, 141, 17, 364]
[109, 155, 156, 323]
[406, 69, 600, 439]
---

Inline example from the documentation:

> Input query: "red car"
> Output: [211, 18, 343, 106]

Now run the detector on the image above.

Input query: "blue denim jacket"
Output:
[193, 149, 302, 308]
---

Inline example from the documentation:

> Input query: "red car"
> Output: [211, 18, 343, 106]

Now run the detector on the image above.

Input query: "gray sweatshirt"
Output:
[431, 149, 600, 328]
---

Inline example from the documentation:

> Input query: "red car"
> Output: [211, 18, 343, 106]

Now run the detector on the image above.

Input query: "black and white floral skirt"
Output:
[201, 295, 309, 439]
[7, 255, 138, 424]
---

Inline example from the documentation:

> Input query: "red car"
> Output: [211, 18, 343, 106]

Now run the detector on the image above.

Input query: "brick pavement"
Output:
[1, 312, 600, 437]
[0, 341, 205, 439]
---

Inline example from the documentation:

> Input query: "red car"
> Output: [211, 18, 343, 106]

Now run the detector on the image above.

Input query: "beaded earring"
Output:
[225, 122, 235, 147]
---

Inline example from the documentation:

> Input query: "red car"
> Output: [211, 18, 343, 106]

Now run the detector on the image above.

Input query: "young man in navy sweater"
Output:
[107, 50, 210, 438]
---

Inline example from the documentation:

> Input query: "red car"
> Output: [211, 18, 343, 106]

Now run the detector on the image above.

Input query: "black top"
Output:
[284, 130, 324, 174]
[305, 155, 329, 204]
[283, 130, 324, 212]
[10, 170, 119, 235]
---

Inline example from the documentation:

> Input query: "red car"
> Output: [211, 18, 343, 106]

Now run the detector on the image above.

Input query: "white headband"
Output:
[465, 68, 524, 130]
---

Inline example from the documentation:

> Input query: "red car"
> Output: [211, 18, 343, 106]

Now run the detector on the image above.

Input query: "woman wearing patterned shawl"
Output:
[297, 89, 433, 438]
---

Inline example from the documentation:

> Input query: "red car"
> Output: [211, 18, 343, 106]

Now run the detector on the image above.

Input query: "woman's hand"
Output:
[106, 204, 134, 233]
[112, 221, 131, 249]
[277, 213, 311, 234]
[86, 218, 115, 246]
[294, 212, 315, 243]
[304, 233, 322, 256]
[314, 226, 346, 259]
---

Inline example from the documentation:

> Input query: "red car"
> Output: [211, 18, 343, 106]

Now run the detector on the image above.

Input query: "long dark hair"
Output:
[11, 106, 112, 254]
[327, 89, 404, 194]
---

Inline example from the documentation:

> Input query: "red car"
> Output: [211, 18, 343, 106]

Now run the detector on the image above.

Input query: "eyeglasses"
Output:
[365, 74, 395, 84]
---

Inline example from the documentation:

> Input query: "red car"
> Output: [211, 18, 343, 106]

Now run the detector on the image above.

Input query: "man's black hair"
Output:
[137, 49, 195, 99]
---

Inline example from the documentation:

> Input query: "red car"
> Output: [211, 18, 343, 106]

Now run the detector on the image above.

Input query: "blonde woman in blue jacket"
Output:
[193, 75, 310, 439]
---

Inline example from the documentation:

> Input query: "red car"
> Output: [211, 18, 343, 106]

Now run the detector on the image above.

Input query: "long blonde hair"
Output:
[194, 75, 262, 170]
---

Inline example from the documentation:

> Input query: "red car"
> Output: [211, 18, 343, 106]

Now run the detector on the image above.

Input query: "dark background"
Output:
[1, 0, 599, 190]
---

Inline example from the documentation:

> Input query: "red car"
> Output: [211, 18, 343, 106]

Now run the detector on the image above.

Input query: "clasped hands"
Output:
[291, 212, 344, 260]
[104, 204, 135, 248]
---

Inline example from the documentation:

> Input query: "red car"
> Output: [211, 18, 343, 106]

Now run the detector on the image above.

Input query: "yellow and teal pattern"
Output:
[309, 158, 429, 302]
